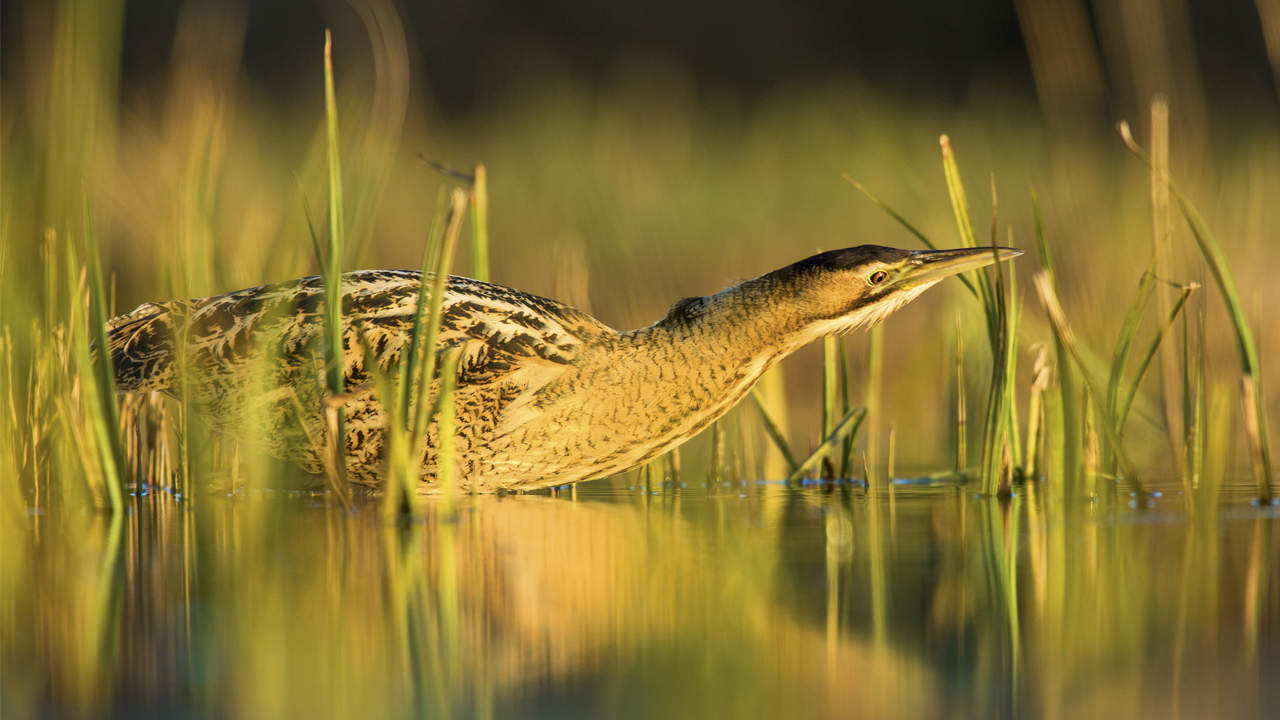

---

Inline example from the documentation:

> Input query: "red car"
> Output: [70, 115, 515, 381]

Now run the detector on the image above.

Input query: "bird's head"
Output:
[764, 245, 1023, 339]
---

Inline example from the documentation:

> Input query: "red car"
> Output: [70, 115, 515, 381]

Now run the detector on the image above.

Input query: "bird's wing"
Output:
[108, 269, 611, 408]
[336, 271, 612, 390]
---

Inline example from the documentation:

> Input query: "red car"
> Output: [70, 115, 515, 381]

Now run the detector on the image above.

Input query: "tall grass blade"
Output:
[396, 189, 449, 421]
[955, 315, 967, 475]
[409, 190, 469, 444]
[788, 406, 867, 485]
[1001, 248, 1022, 473]
[1024, 346, 1051, 481]
[822, 336, 838, 441]
[380, 189, 450, 516]
[866, 325, 884, 480]
[1033, 271, 1144, 493]
[838, 341, 854, 480]
[321, 30, 349, 498]
[382, 189, 468, 513]
[470, 165, 490, 282]
[64, 241, 124, 512]
[1032, 191, 1081, 496]
[749, 388, 798, 474]
[1119, 121, 1274, 500]
[82, 211, 127, 509]
[1104, 271, 1156, 425]
[1116, 283, 1198, 436]
[939, 136, 992, 311]
[435, 346, 465, 501]
[1148, 97, 1186, 481]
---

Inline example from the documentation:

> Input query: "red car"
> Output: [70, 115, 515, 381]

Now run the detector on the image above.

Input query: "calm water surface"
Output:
[4, 478, 1278, 718]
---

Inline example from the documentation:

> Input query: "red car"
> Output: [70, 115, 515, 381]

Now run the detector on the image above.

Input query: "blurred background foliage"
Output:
[3, 2, 1280, 718]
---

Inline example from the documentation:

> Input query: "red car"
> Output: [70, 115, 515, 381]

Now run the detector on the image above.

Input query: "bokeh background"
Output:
[4, 0, 1279, 472]
[5, 4, 1280, 719]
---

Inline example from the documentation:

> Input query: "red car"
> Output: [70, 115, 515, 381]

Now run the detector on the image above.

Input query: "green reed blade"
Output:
[64, 241, 124, 512]
[979, 268, 1008, 493]
[1032, 191, 1080, 495]
[83, 209, 127, 509]
[1173, 196, 1272, 500]
[1186, 302, 1207, 491]
[822, 336, 838, 439]
[1034, 271, 1144, 494]
[749, 388, 798, 474]
[978, 181, 1019, 495]
[321, 30, 348, 496]
[838, 339, 854, 481]
[1002, 257, 1022, 472]
[1024, 346, 1051, 481]
[954, 315, 967, 475]
[788, 406, 867, 485]
[435, 346, 464, 500]
[349, 323, 414, 516]
[1119, 121, 1273, 500]
[408, 190, 468, 446]
[1117, 283, 1197, 436]
[866, 325, 884, 480]
[397, 188, 449, 428]
[1105, 271, 1156, 422]
[299, 189, 328, 276]
[939, 136, 993, 314]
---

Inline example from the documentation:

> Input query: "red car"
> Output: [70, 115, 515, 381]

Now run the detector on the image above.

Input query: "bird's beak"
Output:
[902, 247, 1023, 286]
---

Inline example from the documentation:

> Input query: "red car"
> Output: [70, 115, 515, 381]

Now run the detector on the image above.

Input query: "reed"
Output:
[1120, 122, 1274, 501]
[1033, 271, 1143, 494]
[1148, 98, 1186, 480]
[865, 325, 884, 481]
[1032, 192, 1080, 498]
[470, 165, 491, 282]
[1114, 283, 1197, 436]
[1024, 346, 1051, 482]
[787, 406, 866, 485]
[938, 137, 1019, 495]
[379, 190, 468, 514]
[749, 388, 799, 474]
[847, 143, 1016, 491]
[955, 316, 968, 475]
[821, 336, 839, 472]
[320, 30, 349, 499]
[64, 232, 126, 512]
[434, 347, 464, 502]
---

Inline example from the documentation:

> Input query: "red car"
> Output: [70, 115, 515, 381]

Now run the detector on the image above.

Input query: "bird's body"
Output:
[108, 245, 1018, 492]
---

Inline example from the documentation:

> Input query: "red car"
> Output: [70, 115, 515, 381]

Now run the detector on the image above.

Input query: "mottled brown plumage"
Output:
[107, 245, 1019, 492]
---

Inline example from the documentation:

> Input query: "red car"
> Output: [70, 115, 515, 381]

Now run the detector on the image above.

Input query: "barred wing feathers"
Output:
[105, 271, 613, 472]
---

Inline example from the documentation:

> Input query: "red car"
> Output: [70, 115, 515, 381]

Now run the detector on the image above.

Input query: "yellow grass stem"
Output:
[470, 165, 490, 282]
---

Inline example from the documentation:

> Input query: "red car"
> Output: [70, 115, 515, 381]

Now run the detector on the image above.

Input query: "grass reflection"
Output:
[7, 482, 1276, 718]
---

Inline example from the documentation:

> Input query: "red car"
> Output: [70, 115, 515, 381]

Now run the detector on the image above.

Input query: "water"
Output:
[4, 479, 1278, 719]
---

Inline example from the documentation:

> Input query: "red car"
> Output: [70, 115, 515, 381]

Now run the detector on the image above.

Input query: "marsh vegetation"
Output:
[2, 2, 1278, 717]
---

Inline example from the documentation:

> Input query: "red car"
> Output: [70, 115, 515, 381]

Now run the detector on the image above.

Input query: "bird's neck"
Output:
[522, 278, 826, 482]
[617, 275, 825, 408]
[644, 273, 825, 354]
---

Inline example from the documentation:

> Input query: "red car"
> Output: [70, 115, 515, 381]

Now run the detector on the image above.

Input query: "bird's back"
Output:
[106, 271, 615, 487]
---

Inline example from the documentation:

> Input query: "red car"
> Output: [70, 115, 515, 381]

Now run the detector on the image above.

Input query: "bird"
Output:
[106, 245, 1020, 493]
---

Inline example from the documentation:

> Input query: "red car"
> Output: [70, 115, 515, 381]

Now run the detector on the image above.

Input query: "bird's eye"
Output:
[868, 270, 888, 285]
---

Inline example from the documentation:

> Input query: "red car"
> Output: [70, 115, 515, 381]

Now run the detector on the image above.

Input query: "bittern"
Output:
[107, 245, 1020, 492]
